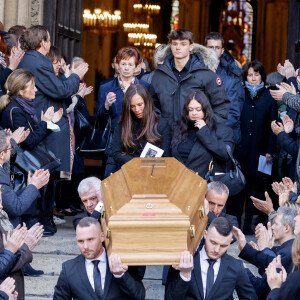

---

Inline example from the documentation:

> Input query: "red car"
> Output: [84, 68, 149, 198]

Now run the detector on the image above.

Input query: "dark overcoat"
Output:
[234, 87, 277, 177]
[18, 50, 80, 172]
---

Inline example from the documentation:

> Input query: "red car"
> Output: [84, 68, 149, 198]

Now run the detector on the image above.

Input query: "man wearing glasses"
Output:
[0, 130, 50, 227]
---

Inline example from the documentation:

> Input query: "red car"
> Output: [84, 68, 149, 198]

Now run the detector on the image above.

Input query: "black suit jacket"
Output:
[54, 253, 145, 300]
[165, 246, 257, 300]
[72, 210, 101, 230]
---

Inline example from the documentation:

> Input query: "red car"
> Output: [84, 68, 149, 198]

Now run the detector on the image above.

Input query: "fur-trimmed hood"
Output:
[160, 43, 219, 71]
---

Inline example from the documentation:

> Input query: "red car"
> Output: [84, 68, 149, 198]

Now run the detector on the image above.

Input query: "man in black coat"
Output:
[73, 177, 102, 229]
[165, 217, 257, 300]
[18, 25, 88, 174]
[205, 32, 244, 144]
[54, 217, 145, 300]
[205, 181, 239, 229]
[0, 131, 49, 227]
[150, 29, 230, 125]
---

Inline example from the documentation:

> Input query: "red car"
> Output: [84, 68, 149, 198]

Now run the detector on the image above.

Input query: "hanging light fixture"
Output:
[82, 8, 121, 33]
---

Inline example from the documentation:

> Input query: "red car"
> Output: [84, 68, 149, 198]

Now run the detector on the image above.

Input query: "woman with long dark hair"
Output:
[171, 90, 234, 177]
[111, 84, 170, 168]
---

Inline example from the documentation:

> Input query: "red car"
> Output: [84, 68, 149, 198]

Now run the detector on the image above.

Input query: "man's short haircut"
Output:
[168, 29, 194, 44]
[8, 25, 26, 39]
[208, 217, 233, 236]
[71, 56, 85, 68]
[78, 176, 101, 195]
[204, 32, 224, 47]
[77, 217, 101, 230]
[206, 181, 229, 197]
[20, 25, 48, 51]
[277, 207, 298, 234]
[0, 131, 10, 153]
[4, 34, 18, 56]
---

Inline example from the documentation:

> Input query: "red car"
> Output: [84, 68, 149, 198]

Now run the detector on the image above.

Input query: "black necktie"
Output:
[92, 260, 103, 299]
[206, 258, 216, 299]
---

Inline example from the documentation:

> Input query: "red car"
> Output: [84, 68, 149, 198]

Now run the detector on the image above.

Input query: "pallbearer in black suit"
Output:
[54, 217, 146, 300]
[165, 217, 257, 300]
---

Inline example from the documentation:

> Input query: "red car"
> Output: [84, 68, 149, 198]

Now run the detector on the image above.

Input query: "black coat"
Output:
[111, 117, 171, 166]
[53, 253, 145, 300]
[165, 245, 257, 300]
[18, 50, 80, 172]
[150, 54, 230, 125]
[234, 86, 277, 176]
[1, 100, 51, 150]
[172, 123, 234, 178]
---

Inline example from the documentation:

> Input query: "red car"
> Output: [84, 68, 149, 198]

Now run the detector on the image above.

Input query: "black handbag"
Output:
[10, 107, 61, 173]
[14, 144, 61, 173]
[79, 118, 112, 160]
[205, 145, 246, 196]
[74, 109, 92, 150]
[10, 164, 27, 192]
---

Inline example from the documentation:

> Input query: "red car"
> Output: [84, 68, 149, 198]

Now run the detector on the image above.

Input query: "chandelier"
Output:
[128, 33, 157, 47]
[124, 2, 160, 55]
[123, 23, 149, 33]
[133, 4, 160, 14]
[82, 9, 121, 33]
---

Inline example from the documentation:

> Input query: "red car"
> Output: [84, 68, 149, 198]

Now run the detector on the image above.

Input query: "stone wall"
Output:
[0, 0, 43, 30]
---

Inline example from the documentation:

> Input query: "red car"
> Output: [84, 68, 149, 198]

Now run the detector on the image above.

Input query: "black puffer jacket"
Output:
[150, 52, 230, 125]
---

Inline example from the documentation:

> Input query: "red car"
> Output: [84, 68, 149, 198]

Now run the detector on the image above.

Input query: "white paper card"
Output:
[140, 142, 164, 158]
[258, 155, 272, 175]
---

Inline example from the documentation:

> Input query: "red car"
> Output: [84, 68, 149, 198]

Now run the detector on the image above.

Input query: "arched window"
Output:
[170, 0, 180, 31]
[220, 0, 254, 65]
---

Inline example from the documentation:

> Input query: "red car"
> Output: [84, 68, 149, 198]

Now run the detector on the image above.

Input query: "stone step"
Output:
[25, 275, 58, 297]
[30, 253, 76, 276]
[26, 297, 52, 300]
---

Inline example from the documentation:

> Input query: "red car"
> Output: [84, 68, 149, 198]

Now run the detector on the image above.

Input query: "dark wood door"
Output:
[43, 0, 83, 62]
[287, 0, 300, 68]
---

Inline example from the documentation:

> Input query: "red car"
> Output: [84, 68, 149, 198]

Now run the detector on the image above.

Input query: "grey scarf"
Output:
[0, 210, 14, 232]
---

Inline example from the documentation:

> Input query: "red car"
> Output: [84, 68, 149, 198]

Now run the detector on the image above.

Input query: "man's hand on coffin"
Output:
[109, 253, 128, 276]
[172, 251, 193, 280]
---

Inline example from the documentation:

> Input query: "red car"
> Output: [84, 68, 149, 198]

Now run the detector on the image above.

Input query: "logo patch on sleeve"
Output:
[216, 77, 222, 86]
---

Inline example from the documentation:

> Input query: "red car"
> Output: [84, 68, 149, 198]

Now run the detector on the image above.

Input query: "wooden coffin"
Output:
[100, 157, 207, 265]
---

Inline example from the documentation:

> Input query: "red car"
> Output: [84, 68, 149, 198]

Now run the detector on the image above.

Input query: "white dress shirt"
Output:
[85, 248, 107, 291]
[199, 247, 221, 298]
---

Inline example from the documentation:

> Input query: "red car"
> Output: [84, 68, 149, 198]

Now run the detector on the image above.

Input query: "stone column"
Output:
[4, 0, 18, 30]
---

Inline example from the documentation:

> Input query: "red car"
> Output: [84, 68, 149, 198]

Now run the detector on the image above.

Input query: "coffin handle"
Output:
[106, 227, 111, 238]
[189, 225, 195, 238]
[199, 206, 205, 219]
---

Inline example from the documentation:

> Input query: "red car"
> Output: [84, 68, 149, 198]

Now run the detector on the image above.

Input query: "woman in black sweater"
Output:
[171, 90, 234, 178]
[111, 84, 170, 170]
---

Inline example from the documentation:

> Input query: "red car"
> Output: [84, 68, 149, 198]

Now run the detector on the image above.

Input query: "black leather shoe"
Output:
[39, 216, 57, 233]
[23, 263, 44, 277]
[42, 230, 55, 237]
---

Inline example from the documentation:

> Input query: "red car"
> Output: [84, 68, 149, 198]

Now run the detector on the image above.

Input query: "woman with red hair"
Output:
[96, 47, 149, 177]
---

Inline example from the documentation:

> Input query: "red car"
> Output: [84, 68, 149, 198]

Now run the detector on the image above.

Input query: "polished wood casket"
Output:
[100, 157, 207, 265]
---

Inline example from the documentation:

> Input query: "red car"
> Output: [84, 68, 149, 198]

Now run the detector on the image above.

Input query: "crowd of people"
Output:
[0, 21, 299, 299]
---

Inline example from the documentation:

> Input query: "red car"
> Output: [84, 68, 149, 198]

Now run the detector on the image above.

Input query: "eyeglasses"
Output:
[2, 146, 13, 153]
